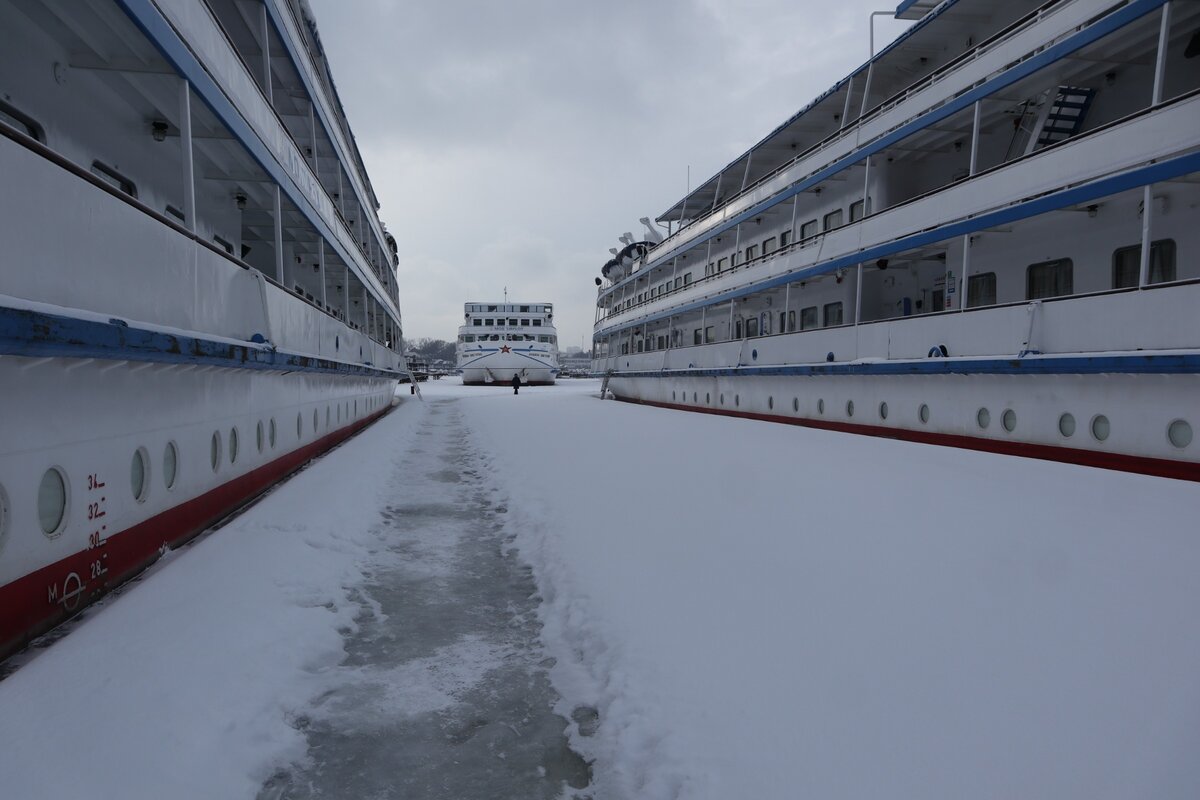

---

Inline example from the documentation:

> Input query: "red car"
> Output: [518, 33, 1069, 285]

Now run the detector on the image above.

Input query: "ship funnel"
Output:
[639, 217, 664, 244]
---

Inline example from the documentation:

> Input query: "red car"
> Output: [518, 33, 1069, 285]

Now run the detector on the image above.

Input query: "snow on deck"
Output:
[2, 378, 1199, 799]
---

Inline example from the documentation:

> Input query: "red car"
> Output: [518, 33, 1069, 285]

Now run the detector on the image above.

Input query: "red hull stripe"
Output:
[616, 396, 1200, 483]
[0, 406, 392, 661]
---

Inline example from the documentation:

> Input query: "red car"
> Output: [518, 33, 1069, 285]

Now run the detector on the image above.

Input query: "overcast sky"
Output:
[309, 0, 912, 351]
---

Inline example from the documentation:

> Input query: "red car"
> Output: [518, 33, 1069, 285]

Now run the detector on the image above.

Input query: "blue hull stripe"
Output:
[600, 148, 1200, 337]
[598, 353, 1200, 379]
[0, 306, 401, 380]
[608, 0, 1169, 297]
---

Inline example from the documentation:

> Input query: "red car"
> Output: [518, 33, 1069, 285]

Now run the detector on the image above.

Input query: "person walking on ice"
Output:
[511, 373, 521, 395]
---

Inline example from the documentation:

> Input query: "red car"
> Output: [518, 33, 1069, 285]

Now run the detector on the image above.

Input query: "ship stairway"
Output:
[1025, 86, 1096, 154]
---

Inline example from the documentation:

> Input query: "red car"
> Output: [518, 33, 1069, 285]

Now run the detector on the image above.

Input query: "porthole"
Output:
[1058, 413, 1076, 438]
[297, 413, 303, 438]
[792, 398, 799, 413]
[229, 427, 239, 464]
[269, 418, 277, 448]
[211, 431, 222, 472]
[720, 393, 724, 405]
[706, 393, 710, 404]
[1167, 419, 1192, 449]
[976, 408, 990, 429]
[879, 402, 888, 420]
[768, 396, 774, 410]
[38, 467, 68, 537]
[163, 442, 178, 490]
[313, 409, 319, 433]
[1091, 414, 1110, 442]
[256, 421, 264, 453]
[846, 400, 854, 417]
[735, 394, 740, 407]
[1001, 409, 1016, 433]
[919, 404, 930, 424]
[818, 398, 825, 415]
[693, 392, 697, 403]
[672, 391, 676, 401]
[130, 447, 149, 503]
[0, 483, 9, 548]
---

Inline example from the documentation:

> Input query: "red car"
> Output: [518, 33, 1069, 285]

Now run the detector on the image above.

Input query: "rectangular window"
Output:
[637, 340, 644, 353]
[464, 335, 475, 342]
[0, 99, 46, 142]
[800, 219, 818, 239]
[718, 257, 728, 272]
[745, 244, 759, 261]
[780, 230, 791, 248]
[487, 305, 497, 312]
[823, 302, 843, 327]
[735, 319, 743, 339]
[849, 199, 866, 222]
[658, 335, 666, 349]
[520, 318, 530, 326]
[760, 313, 771, 335]
[731, 252, 740, 268]
[1112, 239, 1176, 288]
[787, 309, 796, 332]
[967, 272, 997, 308]
[473, 319, 482, 326]
[520, 305, 529, 312]
[684, 273, 693, 285]
[694, 328, 703, 345]
[746, 317, 759, 337]
[705, 326, 714, 343]
[532, 319, 542, 326]
[706, 262, 715, 277]
[800, 306, 818, 330]
[485, 318, 494, 325]
[779, 312, 786, 332]
[762, 237, 777, 255]
[823, 209, 843, 231]
[675, 277, 683, 289]
[91, 161, 137, 198]
[1026, 258, 1073, 300]
[508, 318, 519, 325]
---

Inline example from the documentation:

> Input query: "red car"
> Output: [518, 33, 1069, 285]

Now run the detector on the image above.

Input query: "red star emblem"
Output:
[499, 345, 511, 353]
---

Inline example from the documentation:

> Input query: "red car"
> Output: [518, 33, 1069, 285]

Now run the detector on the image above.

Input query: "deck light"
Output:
[235, 193, 247, 210]
[151, 120, 168, 142]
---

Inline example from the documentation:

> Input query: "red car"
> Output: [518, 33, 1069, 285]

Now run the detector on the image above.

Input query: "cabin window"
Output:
[778, 312, 786, 332]
[484, 318, 494, 325]
[760, 312, 771, 336]
[91, 161, 137, 198]
[780, 230, 791, 248]
[823, 209, 843, 231]
[473, 319, 482, 326]
[735, 319, 743, 339]
[718, 257, 728, 272]
[706, 262, 715, 277]
[621, 342, 629, 354]
[465, 335, 475, 342]
[520, 305, 529, 312]
[532, 319, 542, 326]
[705, 326, 715, 343]
[684, 273, 693, 285]
[520, 318, 530, 326]
[849, 199, 866, 222]
[823, 302, 843, 327]
[800, 219, 818, 239]
[0, 99, 46, 142]
[675, 277, 683, 289]
[1112, 240, 1176, 288]
[745, 244, 758, 261]
[746, 317, 759, 337]
[762, 237, 777, 255]
[487, 305, 498, 312]
[800, 306, 818, 330]
[693, 328, 702, 345]
[507, 318, 517, 325]
[657, 335, 666, 349]
[490, 334, 500, 341]
[637, 339, 644, 352]
[1026, 258, 1073, 300]
[967, 272, 997, 308]
[787, 310, 796, 332]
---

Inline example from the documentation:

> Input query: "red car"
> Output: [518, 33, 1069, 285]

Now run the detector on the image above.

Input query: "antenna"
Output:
[504, 286, 507, 302]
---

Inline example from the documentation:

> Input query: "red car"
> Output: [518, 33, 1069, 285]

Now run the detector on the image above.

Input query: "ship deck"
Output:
[1, 380, 1198, 798]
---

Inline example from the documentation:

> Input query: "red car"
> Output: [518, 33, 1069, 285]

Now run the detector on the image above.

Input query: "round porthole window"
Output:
[211, 432, 221, 472]
[269, 418, 277, 448]
[163, 442, 178, 490]
[846, 400, 854, 417]
[879, 402, 888, 420]
[38, 467, 68, 537]
[818, 398, 825, 415]
[1167, 419, 1192, 449]
[130, 448, 149, 503]
[919, 404, 930, 424]
[768, 396, 774, 410]
[257, 421, 264, 453]
[977, 408, 990, 429]
[1002, 409, 1017, 433]
[229, 427, 239, 464]
[1058, 413, 1076, 438]
[1091, 415, 1110, 442]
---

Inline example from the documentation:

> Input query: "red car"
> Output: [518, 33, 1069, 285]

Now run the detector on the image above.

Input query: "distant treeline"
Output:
[406, 338, 456, 362]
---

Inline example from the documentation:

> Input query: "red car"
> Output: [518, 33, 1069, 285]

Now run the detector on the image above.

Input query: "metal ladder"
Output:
[1026, 86, 1096, 154]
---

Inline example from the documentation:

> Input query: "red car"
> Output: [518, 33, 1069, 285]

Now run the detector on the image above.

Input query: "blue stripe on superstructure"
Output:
[599, 148, 1200, 337]
[111, 0, 398, 319]
[604, 352, 1200, 379]
[612, 0, 1169, 296]
[0, 306, 402, 379]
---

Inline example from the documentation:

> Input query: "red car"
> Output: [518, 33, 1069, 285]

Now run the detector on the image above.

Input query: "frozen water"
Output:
[261, 399, 590, 799]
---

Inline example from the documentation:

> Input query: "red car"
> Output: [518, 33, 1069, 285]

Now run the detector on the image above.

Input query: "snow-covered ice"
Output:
[1, 377, 1199, 799]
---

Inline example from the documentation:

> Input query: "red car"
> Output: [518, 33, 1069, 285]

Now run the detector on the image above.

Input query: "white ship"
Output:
[0, 0, 407, 658]
[458, 302, 559, 385]
[592, 0, 1200, 482]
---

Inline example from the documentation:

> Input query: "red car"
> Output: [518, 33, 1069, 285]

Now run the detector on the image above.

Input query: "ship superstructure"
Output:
[592, 0, 1200, 481]
[0, 0, 407, 657]
[458, 302, 559, 385]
